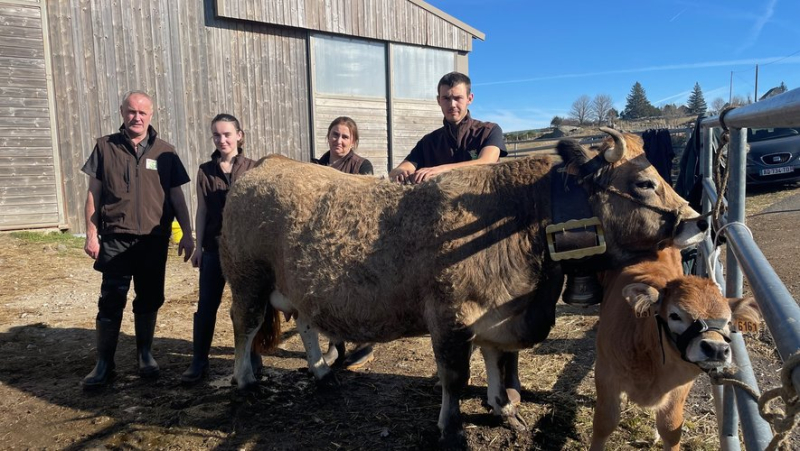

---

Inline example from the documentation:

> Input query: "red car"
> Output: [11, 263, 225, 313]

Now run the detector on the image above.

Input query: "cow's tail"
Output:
[252, 302, 281, 354]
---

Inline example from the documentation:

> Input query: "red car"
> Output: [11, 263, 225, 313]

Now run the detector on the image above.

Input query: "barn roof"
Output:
[215, 0, 485, 52]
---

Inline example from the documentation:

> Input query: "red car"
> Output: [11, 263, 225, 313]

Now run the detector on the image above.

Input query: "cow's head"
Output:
[622, 276, 762, 369]
[557, 128, 706, 265]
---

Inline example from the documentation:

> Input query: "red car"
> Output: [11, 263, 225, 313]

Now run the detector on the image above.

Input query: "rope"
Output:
[708, 351, 800, 450]
[711, 106, 737, 233]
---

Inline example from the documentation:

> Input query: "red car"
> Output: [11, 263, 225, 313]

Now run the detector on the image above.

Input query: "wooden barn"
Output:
[0, 0, 484, 232]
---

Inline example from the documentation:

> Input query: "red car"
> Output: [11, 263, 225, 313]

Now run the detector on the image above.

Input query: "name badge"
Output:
[468, 149, 478, 160]
[146, 159, 158, 170]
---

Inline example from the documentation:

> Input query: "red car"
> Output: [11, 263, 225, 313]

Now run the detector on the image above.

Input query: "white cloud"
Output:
[737, 0, 778, 53]
[473, 55, 800, 88]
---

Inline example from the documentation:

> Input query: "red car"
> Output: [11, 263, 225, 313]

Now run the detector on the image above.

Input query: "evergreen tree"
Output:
[686, 82, 707, 115]
[622, 82, 657, 119]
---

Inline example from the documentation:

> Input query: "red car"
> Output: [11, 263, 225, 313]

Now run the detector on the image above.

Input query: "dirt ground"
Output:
[1, 183, 800, 451]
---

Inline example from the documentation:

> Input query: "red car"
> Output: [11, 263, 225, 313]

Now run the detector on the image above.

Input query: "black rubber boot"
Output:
[82, 317, 122, 390]
[562, 273, 603, 306]
[134, 312, 160, 378]
[181, 312, 215, 385]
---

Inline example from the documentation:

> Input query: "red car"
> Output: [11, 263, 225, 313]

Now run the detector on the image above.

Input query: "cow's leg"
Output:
[481, 347, 527, 431]
[589, 364, 621, 451]
[503, 351, 522, 405]
[431, 326, 473, 447]
[229, 275, 269, 389]
[295, 315, 333, 383]
[655, 386, 690, 451]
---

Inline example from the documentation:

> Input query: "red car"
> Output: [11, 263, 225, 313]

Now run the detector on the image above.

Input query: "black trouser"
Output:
[94, 234, 170, 321]
[197, 250, 226, 318]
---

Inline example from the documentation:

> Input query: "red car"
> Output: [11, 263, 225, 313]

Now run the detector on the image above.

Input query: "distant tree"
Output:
[607, 108, 619, 121]
[686, 83, 707, 115]
[710, 97, 727, 114]
[730, 95, 749, 107]
[570, 95, 592, 125]
[550, 116, 564, 127]
[622, 82, 658, 119]
[591, 94, 614, 124]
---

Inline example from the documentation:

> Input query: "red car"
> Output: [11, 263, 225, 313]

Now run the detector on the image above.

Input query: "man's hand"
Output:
[409, 165, 450, 184]
[178, 235, 195, 263]
[388, 167, 415, 184]
[190, 248, 202, 268]
[84, 234, 100, 260]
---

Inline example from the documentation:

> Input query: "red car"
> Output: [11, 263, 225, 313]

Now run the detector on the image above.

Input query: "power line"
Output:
[731, 48, 800, 73]
[760, 48, 800, 67]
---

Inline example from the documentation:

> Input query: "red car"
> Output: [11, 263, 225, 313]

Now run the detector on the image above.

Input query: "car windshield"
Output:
[747, 127, 800, 142]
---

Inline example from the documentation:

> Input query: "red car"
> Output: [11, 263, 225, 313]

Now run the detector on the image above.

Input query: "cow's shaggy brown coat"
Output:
[592, 248, 761, 450]
[221, 131, 705, 445]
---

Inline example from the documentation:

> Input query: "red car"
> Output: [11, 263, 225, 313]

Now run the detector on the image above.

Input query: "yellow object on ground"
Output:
[171, 220, 183, 244]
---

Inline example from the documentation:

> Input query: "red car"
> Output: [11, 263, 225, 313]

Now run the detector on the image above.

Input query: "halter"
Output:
[655, 314, 731, 369]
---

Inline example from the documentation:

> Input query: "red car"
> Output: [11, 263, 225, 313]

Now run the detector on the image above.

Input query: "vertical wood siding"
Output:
[45, 0, 310, 232]
[0, 0, 60, 229]
[217, 0, 474, 52]
[390, 99, 442, 169]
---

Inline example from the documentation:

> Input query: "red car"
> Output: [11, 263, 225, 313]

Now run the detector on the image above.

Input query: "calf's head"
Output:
[557, 128, 706, 265]
[623, 276, 762, 370]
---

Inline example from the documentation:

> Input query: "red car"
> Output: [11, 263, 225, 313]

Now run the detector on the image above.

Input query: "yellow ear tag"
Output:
[635, 305, 658, 319]
[735, 320, 760, 334]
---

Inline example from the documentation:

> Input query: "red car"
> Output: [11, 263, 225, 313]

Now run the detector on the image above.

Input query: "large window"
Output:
[392, 45, 455, 100]
[312, 34, 386, 97]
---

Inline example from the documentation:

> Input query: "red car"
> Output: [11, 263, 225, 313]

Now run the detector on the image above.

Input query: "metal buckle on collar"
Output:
[546, 217, 607, 261]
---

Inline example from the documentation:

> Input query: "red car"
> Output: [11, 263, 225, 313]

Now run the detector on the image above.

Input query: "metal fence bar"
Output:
[730, 331, 774, 450]
[715, 382, 742, 451]
[701, 88, 800, 129]
[726, 226, 800, 392]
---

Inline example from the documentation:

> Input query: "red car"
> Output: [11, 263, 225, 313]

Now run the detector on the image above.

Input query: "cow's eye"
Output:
[635, 180, 657, 191]
[669, 313, 681, 321]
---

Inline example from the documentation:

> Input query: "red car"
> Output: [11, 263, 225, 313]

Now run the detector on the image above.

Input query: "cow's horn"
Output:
[599, 127, 626, 163]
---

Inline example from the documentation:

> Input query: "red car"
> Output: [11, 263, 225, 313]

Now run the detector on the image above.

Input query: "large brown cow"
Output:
[591, 248, 761, 450]
[221, 129, 706, 445]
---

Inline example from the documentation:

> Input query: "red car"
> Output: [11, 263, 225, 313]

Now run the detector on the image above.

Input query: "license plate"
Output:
[760, 167, 793, 176]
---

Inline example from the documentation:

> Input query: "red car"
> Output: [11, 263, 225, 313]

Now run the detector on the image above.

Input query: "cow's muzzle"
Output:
[656, 315, 731, 370]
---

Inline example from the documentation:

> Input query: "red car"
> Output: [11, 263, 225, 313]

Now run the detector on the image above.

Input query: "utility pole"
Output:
[729, 71, 733, 104]
[754, 64, 759, 102]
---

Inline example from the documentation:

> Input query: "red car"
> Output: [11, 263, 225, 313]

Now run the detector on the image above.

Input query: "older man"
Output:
[81, 91, 194, 389]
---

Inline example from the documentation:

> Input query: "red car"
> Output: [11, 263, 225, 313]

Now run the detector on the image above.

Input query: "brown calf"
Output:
[591, 248, 761, 450]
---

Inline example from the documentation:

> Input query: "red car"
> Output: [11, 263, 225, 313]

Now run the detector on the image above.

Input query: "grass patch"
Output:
[9, 231, 84, 249]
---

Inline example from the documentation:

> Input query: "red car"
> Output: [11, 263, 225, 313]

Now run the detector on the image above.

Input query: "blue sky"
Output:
[425, 0, 800, 132]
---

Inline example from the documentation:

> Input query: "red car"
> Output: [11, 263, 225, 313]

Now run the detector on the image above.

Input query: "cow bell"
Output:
[562, 273, 603, 306]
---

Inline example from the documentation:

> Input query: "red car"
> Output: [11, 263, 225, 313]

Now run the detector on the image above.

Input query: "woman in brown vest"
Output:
[315, 116, 373, 175]
[315, 116, 375, 370]
[181, 113, 260, 384]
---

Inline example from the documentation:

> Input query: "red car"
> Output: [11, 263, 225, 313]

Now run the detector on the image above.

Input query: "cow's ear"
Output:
[730, 297, 762, 334]
[556, 139, 590, 168]
[622, 282, 661, 318]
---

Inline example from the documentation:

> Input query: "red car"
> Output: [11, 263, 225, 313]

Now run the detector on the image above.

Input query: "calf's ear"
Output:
[730, 297, 762, 333]
[622, 282, 661, 318]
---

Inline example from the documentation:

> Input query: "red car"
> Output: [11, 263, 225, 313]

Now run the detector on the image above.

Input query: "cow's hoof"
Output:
[506, 387, 521, 405]
[439, 430, 467, 451]
[316, 371, 340, 388]
[503, 411, 528, 432]
[231, 376, 259, 392]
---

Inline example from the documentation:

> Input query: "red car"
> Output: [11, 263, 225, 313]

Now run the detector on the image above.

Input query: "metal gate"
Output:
[697, 88, 800, 450]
